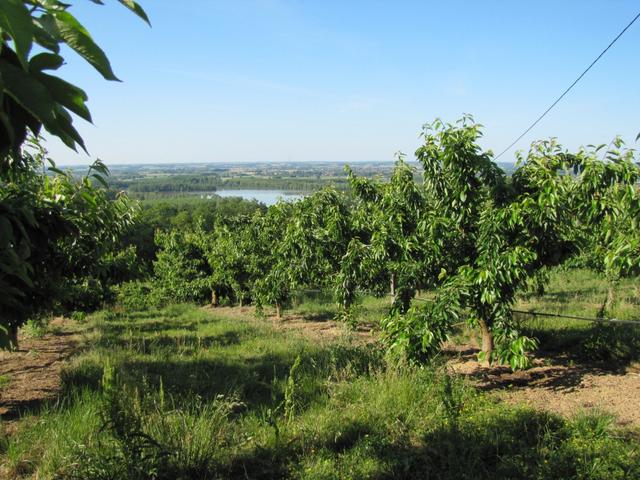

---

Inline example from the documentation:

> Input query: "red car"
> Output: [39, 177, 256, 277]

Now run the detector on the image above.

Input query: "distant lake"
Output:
[205, 189, 305, 206]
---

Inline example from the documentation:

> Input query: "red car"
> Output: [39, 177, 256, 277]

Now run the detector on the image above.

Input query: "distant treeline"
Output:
[123, 195, 266, 268]
[110, 174, 350, 194]
[216, 176, 349, 191]
[111, 174, 220, 193]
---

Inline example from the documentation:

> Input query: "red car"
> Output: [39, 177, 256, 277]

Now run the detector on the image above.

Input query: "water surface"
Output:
[205, 189, 305, 206]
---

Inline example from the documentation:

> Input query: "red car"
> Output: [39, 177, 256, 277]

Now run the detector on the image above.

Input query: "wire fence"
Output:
[291, 288, 640, 326]
[510, 309, 640, 326]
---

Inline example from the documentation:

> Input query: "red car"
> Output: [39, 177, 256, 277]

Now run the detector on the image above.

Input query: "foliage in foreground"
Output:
[0, 0, 148, 156]
[2, 304, 639, 479]
[0, 141, 138, 348]
[0, 0, 148, 347]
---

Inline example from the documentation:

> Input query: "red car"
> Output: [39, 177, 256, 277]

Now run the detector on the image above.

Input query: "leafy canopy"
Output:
[0, 0, 149, 159]
[0, 1, 148, 346]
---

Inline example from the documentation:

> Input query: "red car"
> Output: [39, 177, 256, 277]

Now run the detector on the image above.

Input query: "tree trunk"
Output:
[605, 283, 615, 316]
[8, 324, 18, 351]
[342, 298, 350, 311]
[211, 289, 219, 307]
[598, 282, 616, 319]
[390, 273, 396, 303]
[342, 283, 353, 313]
[275, 302, 282, 320]
[239, 296, 243, 307]
[400, 293, 411, 314]
[478, 317, 493, 365]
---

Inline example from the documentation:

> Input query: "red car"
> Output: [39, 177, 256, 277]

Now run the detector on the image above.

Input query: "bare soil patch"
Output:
[205, 305, 377, 344]
[0, 318, 81, 426]
[446, 343, 640, 428]
[276, 314, 377, 344]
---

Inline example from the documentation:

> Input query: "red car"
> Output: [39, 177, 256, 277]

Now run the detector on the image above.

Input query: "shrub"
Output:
[114, 281, 164, 311]
[581, 323, 640, 364]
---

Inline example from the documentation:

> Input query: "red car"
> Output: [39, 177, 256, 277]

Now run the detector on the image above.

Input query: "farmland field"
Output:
[1, 268, 639, 480]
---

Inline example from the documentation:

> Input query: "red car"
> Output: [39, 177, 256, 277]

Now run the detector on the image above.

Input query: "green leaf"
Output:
[118, 0, 151, 26]
[33, 15, 61, 53]
[80, 190, 97, 207]
[45, 104, 87, 152]
[53, 11, 120, 81]
[91, 158, 110, 176]
[0, 58, 56, 126]
[92, 173, 109, 188]
[29, 53, 64, 72]
[0, 0, 34, 67]
[36, 73, 92, 122]
[0, 111, 16, 147]
[48, 166, 66, 176]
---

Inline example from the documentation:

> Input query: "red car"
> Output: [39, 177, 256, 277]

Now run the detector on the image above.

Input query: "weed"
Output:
[284, 355, 302, 424]
[438, 371, 464, 428]
[22, 317, 50, 339]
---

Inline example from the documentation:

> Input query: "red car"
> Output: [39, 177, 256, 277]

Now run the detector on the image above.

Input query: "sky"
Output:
[47, 0, 640, 166]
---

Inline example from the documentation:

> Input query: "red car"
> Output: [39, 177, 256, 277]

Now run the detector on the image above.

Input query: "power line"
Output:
[495, 10, 640, 160]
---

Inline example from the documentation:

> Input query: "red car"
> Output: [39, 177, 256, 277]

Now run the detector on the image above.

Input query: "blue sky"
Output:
[49, 1, 640, 165]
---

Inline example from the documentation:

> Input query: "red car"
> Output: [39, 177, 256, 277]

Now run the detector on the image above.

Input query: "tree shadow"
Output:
[223, 409, 627, 480]
[94, 320, 200, 338]
[443, 345, 624, 394]
[1, 398, 52, 422]
[90, 331, 245, 353]
[523, 322, 640, 368]
[471, 363, 611, 393]
[224, 419, 377, 479]
[371, 410, 574, 480]
[60, 342, 384, 413]
[285, 311, 336, 323]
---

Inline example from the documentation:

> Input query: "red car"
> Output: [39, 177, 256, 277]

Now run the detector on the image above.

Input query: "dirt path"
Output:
[276, 314, 377, 344]
[207, 305, 378, 344]
[447, 345, 640, 428]
[0, 319, 80, 425]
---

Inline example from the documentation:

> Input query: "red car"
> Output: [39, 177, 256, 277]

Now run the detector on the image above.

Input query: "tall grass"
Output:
[515, 268, 640, 320]
[2, 268, 640, 478]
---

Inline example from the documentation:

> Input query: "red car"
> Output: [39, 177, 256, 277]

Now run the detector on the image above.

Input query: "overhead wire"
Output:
[494, 10, 640, 160]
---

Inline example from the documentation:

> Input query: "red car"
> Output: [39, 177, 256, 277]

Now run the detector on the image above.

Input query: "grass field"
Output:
[512, 269, 640, 363]
[1, 268, 640, 479]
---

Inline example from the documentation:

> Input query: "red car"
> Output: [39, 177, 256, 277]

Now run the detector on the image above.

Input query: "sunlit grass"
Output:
[515, 268, 640, 320]
[3, 268, 640, 478]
